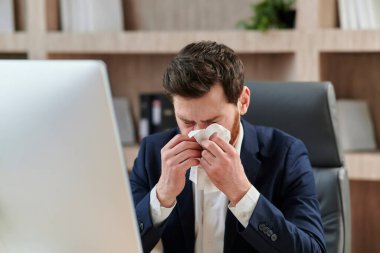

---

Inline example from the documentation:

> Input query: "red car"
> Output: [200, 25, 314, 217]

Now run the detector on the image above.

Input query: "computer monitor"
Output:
[0, 60, 143, 253]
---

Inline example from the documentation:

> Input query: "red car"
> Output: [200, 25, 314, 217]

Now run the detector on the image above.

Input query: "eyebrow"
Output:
[177, 115, 220, 123]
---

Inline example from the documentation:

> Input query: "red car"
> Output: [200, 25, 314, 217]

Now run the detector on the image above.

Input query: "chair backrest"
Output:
[243, 81, 351, 253]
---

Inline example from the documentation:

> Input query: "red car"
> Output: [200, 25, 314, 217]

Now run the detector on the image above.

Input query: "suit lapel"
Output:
[240, 124, 261, 188]
[224, 120, 262, 253]
[240, 120, 262, 187]
[176, 171, 195, 253]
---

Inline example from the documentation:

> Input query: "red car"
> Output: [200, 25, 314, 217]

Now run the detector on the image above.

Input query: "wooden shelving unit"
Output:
[2, 0, 380, 252]
[317, 30, 380, 51]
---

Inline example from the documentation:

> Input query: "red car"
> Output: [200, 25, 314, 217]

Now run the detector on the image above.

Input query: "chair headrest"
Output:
[243, 81, 343, 167]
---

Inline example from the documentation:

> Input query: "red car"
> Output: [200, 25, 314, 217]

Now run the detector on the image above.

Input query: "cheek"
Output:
[176, 122, 193, 136]
[181, 128, 193, 136]
[217, 118, 234, 132]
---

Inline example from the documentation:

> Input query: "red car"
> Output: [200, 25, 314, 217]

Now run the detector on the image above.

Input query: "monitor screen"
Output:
[0, 60, 142, 253]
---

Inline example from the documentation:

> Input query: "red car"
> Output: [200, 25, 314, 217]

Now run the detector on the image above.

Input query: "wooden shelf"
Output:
[345, 152, 380, 181]
[317, 29, 380, 52]
[46, 31, 299, 54]
[43, 30, 380, 55]
[45, 29, 380, 54]
[6, 29, 380, 57]
[0, 32, 28, 52]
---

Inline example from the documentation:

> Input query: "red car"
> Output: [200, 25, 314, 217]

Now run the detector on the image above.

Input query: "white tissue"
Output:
[188, 123, 231, 193]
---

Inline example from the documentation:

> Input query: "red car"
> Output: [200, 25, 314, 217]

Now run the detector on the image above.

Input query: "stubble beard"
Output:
[230, 111, 241, 146]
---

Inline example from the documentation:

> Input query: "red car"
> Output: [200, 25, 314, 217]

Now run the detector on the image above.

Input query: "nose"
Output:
[193, 122, 208, 131]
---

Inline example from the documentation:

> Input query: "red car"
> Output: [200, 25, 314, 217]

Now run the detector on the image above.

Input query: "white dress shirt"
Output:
[150, 123, 260, 253]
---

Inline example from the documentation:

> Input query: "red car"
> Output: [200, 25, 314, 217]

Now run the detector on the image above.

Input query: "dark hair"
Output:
[163, 41, 244, 104]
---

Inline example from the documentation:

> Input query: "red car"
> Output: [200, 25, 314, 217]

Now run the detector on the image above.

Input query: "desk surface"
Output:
[124, 146, 380, 181]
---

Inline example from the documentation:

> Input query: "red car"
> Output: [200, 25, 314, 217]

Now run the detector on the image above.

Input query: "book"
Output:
[336, 99, 377, 151]
[139, 93, 177, 141]
[339, 0, 379, 30]
[347, 0, 358, 29]
[112, 97, 136, 145]
[338, 0, 350, 29]
[60, 0, 124, 32]
[59, 0, 70, 32]
[356, 0, 368, 29]
[0, 0, 14, 32]
[364, 0, 376, 29]
[87, 0, 124, 32]
[139, 94, 151, 141]
[372, 0, 380, 28]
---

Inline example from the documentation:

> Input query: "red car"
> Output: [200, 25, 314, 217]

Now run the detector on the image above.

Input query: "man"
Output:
[130, 41, 326, 253]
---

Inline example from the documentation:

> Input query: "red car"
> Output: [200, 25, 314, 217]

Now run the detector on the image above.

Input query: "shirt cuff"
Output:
[149, 185, 177, 226]
[228, 185, 260, 228]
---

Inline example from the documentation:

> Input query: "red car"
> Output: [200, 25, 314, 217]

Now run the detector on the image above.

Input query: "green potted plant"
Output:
[238, 0, 296, 31]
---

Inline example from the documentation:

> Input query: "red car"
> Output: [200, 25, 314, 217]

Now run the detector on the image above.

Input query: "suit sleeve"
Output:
[238, 139, 326, 253]
[129, 138, 168, 253]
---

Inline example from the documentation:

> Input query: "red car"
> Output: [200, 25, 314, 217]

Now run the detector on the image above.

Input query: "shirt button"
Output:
[139, 222, 144, 232]
[259, 224, 265, 231]
[271, 233, 278, 242]
[267, 229, 273, 237]
[263, 226, 269, 234]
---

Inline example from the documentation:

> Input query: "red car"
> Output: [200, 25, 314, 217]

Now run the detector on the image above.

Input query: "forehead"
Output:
[173, 84, 227, 106]
[172, 84, 233, 120]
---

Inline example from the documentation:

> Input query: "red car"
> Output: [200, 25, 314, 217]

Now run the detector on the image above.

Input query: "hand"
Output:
[156, 134, 202, 207]
[199, 134, 251, 206]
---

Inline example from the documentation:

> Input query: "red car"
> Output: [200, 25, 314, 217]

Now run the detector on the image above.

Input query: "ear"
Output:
[237, 86, 250, 116]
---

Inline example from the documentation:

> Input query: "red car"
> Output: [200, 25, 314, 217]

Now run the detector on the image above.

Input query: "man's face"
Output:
[173, 84, 242, 146]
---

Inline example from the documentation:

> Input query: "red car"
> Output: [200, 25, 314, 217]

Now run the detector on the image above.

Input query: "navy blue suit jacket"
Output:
[130, 119, 326, 253]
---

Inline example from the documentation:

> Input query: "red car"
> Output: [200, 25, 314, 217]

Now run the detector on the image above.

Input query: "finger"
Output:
[201, 149, 215, 165]
[200, 138, 225, 157]
[165, 134, 193, 149]
[170, 140, 202, 156]
[199, 156, 211, 170]
[209, 134, 235, 154]
[178, 158, 200, 173]
[172, 149, 202, 164]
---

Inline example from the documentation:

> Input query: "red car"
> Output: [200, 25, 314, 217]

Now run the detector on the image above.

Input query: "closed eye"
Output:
[183, 121, 195, 125]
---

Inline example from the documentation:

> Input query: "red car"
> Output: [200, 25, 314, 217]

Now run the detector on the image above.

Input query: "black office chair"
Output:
[243, 81, 351, 253]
